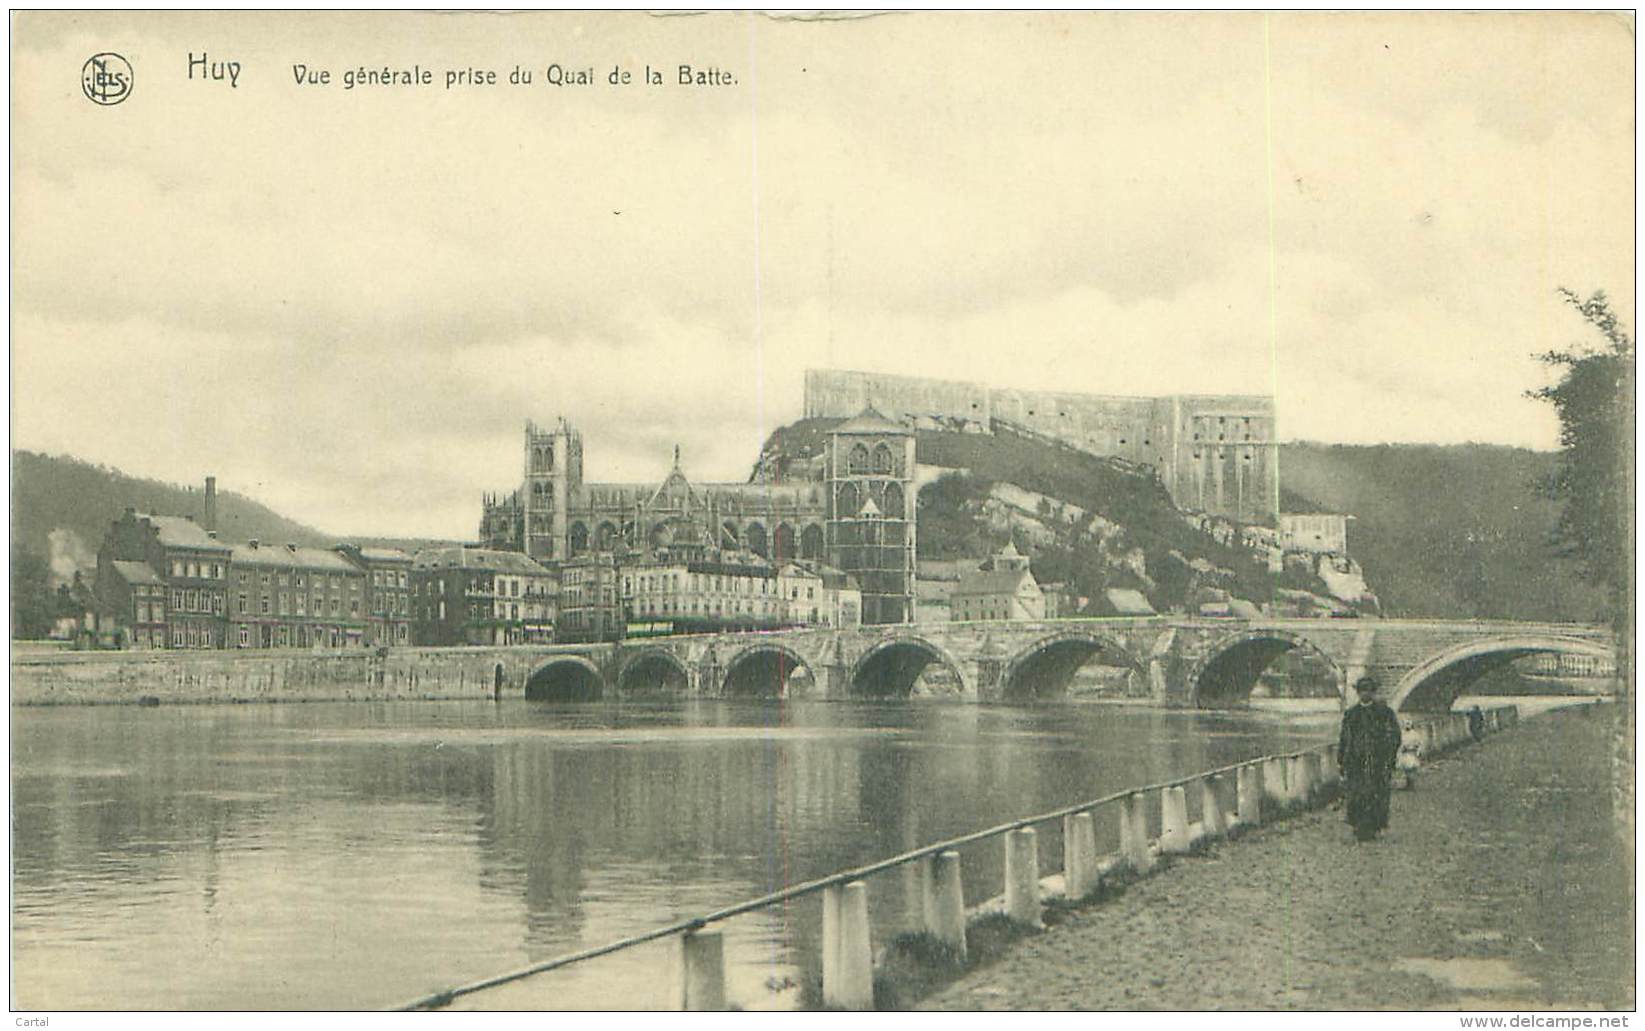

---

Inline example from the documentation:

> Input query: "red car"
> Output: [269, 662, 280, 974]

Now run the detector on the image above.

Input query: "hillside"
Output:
[11, 451, 331, 581]
[1279, 443, 1606, 623]
[757, 420, 1283, 615]
[753, 423, 1609, 623]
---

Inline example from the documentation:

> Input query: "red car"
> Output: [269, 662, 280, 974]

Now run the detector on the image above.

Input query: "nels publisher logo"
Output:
[81, 52, 133, 106]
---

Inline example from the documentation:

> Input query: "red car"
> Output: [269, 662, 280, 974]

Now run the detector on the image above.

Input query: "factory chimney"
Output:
[204, 476, 218, 533]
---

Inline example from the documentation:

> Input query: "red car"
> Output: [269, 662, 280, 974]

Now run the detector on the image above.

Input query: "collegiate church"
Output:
[479, 408, 917, 624]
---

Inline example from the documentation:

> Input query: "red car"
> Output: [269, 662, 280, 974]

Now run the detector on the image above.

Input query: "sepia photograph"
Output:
[7, 9, 1636, 1019]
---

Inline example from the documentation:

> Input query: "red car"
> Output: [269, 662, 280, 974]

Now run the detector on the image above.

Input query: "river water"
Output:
[8, 697, 1376, 1010]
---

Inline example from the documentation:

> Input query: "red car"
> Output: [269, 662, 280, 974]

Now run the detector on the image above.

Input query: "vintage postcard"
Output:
[8, 10, 1635, 1019]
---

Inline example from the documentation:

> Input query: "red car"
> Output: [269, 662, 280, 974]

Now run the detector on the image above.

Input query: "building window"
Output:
[172, 560, 184, 577]
[261, 596, 271, 615]
[173, 589, 185, 609]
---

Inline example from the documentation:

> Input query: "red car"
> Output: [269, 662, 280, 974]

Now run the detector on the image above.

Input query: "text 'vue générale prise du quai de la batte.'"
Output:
[186, 52, 739, 91]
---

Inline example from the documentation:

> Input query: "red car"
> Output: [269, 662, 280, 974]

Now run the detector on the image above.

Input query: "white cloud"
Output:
[11, 12, 1633, 537]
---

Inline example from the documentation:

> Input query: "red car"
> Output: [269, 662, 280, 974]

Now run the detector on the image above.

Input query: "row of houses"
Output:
[82, 506, 862, 651]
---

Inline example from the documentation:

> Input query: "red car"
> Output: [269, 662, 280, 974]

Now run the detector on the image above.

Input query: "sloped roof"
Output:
[231, 543, 359, 573]
[831, 405, 908, 436]
[1104, 588, 1156, 616]
[135, 513, 230, 552]
[953, 568, 1039, 598]
[354, 547, 412, 564]
[413, 547, 552, 576]
[109, 560, 164, 586]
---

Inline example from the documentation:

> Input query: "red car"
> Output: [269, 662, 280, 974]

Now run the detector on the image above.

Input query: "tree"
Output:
[1530, 289, 1634, 605]
[10, 544, 56, 639]
[1529, 287, 1635, 841]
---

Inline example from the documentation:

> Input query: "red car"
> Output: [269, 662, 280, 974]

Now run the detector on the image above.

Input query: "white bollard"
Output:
[821, 884, 841, 1000]
[1004, 828, 1043, 928]
[929, 851, 967, 961]
[1321, 747, 1341, 791]
[679, 929, 727, 1011]
[1200, 774, 1226, 841]
[1120, 792, 1155, 873]
[1159, 785, 1191, 854]
[1063, 811, 1099, 900]
[911, 854, 936, 932]
[1289, 753, 1316, 812]
[1236, 762, 1263, 829]
[1262, 757, 1289, 816]
[823, 881, 874, 1010]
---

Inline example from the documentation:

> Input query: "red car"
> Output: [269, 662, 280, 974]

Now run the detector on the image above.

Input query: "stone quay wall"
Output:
[9, 646, 578, 706]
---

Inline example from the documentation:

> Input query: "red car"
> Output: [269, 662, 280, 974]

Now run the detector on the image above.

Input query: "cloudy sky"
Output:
[12, 12, 1634, 538]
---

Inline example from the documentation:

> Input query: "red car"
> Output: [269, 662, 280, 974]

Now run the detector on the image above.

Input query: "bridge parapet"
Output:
[513, 618, 1615, 710]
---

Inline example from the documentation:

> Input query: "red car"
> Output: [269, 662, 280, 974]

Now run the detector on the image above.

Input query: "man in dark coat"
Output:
[1337, 676, 1403, 841]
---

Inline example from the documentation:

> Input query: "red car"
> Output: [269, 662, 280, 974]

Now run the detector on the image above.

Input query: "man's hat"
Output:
[1355, 676, 1383, 696]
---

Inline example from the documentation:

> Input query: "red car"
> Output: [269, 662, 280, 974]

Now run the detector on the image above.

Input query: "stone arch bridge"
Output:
[495, 618, 1612, 712]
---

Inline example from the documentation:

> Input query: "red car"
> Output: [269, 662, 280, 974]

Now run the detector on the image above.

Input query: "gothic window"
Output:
[872, 442, 893, 475]
[848, 443, 871, 474]
[800, 524, 825, 561]
[595, 522, 617, 552]
[721, 520, 740, 548]
[569, 522, 589, 556]
[882, 482, 905, 519]
[746, 522, 769, 558]
[837, 482, 860, 518]
[774, 523, 796, 562]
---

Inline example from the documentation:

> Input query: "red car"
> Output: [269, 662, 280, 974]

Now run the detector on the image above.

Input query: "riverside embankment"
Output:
[921, 703, 1633, 1011]
[8, 644, 550, 705]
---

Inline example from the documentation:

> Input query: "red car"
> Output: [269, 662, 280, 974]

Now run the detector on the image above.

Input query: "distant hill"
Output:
[755, 419, 1283, 615]
[1278, 443, 1606, 623]
[11, 451, 331, 582]
[753, 423, 1608, 623]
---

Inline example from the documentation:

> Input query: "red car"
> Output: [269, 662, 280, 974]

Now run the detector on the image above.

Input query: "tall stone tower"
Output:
[522, 419, 583, 563]
[826, 407, 916, 624]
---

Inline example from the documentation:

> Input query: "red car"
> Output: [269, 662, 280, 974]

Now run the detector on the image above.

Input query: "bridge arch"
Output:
[1189, 629, 1346, 708]
[1001, 631, 1146, 701]
[721, 642, 812, 699]
[616, 648, 691, 696]
[525, 656, 605, 702]
[850, 635, 967, 699]
[1391, 635, 1615, 713]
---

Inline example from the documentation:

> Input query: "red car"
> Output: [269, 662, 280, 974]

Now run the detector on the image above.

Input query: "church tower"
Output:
[522, 419, 583, 563]
[826, 406, 916, 624]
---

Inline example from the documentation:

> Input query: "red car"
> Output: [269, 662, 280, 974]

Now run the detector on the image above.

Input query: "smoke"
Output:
[46, 527, 94, 586]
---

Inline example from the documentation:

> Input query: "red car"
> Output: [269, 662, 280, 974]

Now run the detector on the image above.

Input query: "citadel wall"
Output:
[804, 369, 1279, 523]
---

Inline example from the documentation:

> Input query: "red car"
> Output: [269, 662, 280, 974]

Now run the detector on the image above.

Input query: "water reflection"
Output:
[12, 699, 1336, 1010]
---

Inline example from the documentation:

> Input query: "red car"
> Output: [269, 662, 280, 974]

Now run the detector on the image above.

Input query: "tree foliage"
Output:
[11, 544, 60, 639]
[1528, 288, 1635, 611]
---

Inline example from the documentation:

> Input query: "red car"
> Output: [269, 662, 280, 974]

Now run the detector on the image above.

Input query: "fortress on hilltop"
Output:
[803, 369, 1279, 523]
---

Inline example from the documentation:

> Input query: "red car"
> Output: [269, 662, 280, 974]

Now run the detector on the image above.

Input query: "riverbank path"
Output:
[922, 704, 1634, 1011]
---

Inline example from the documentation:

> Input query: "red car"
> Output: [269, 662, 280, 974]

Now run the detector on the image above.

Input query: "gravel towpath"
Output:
[921, 705, 1634, 1011]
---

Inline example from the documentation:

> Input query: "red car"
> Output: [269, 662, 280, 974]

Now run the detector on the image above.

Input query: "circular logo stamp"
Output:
[82, 53, 133, 106]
